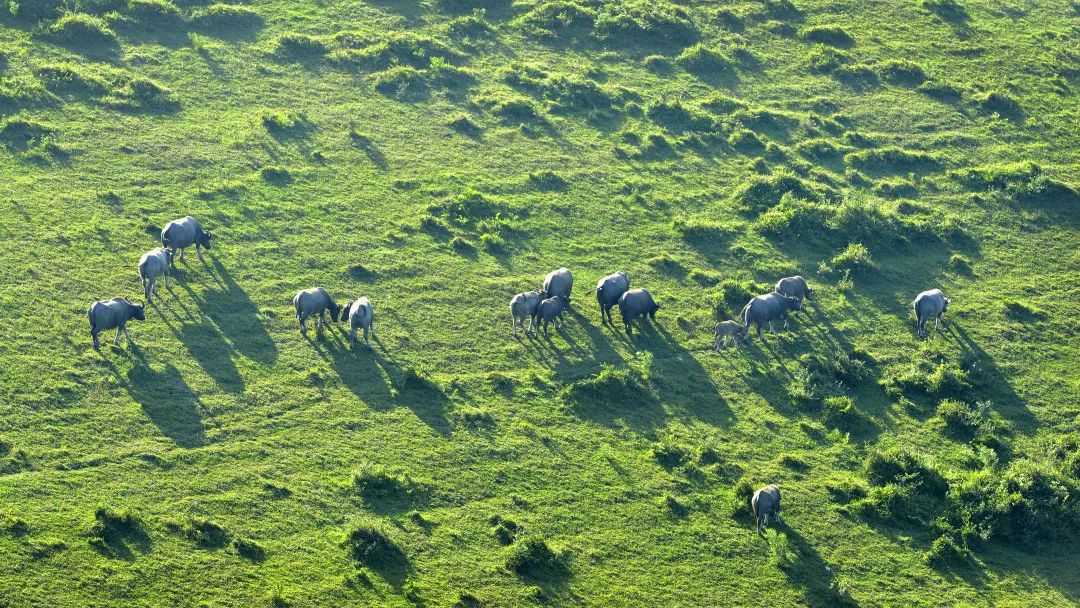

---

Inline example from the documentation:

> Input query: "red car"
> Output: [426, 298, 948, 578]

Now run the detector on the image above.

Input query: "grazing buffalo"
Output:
[752, 485, 782, 535]
[714, 320, 745, 350]
[88, 297, 145, 350]
[538, 296, 567, 337]
[293, 288, 341, 335]
[741, 293, 802, 339]
[138, 247, 172, 302]
[510, 290, 543, 337]
[775, 276, 813, 305]
[161, 216, 213, 263]
[542, 267, 573, 304]
[596, 271, 630, 324]
[618, 288, 659, 336]
[341, 297, 375, 347]
[913, 288, 950, 338]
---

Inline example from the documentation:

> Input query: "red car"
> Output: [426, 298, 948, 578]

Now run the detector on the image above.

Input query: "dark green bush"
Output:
[343, 522, 406, 567]
[127, 0, 184, 27]
[645, 100, 716, 133]
[972, 91, 1022, 118]
[833, 64, 879, 89]
[490, 515, 521, 545]
[87, 507, 144, 544]
[936, 399, 982, 436]
[651, 442, 690, 468]
[878, 60, 927, 86]
[594, 0, 699, 47]
[514, 0, 597, 37]
[489, 97, 543, 125]
[272, 33, 328, 59]
[432, 0, 511, 14]
[561, 365, 652, 408]
[864, 448, 947, 496]
[873, 179, 918, 199]
[371, 66, 429, 100]
[675, 44, 735, 75]
[353, 464, 421, 502]
[733, 171, 819, 212]
[801, 25, 855, 48]
[924, 534, 971, 566]
[190, 4, 264, 31]
[232, 537, 266, 561]
[830, 242, 873, 273]
[529, 170, 568, 191]
[918, 81, 964, 102]
[447, 114, 482, 137]
[46, 14, 119, 51]
[0, 116, 55, 149]
[845, 147, 942, 174]
[185, 518, 229, 548]
[795, 138, 849, 162]
[922, 0, 969, 22]
[807, 47, 853, 74]
[822, 395, 857, 424]
[505, 536, 565, 576]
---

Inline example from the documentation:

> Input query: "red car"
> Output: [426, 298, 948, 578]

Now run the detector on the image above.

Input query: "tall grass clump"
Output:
[343, 521, 407, 569]
[45, 14, 119, 51]
[190, 4, 264, 32]
[845, 147, 942, 174]
[675, 44, 735, 76]
[126, 0, 184, 27]
[800, 25, 854, 48]
[514, 0, 597, 38]
[505, 536, 567, 577]
[594, 0, 699, 47]
[272, 33, 328, 59]
[864, 449, 947, 496]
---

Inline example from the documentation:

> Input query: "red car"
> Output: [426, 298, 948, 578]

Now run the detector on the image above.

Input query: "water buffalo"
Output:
[510, 290, 543, 337]
[741, 293, 802, 339]
[293, 288, 341, 335]
[542, 267, 573, 304]
[138, 247, 172, 302]
[913, 288, 950, 338]
[596, 271, 630, 324]
[618, 288, 659, 336]
[341, 297, 375, 347]
[88, 297, 145, 350]
[752, 485, 782, 535]
[775, 276, 813, 304]
[161, 216, 213, 263]
[538, 296, 566, 337]
[714, 320, 745, 350]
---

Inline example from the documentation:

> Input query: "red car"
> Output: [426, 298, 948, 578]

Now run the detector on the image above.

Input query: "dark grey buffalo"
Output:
[138, 247, 172, 302]
[913, 288, 950, 338]
[714, 320, 744, 350]
[596, 271, 630, 324]
[161, 216, 213, 263]
[293, 288, 341, 335]
[341, 296, 375, 347]
[741, 292, 802, 339]
[88, 297, 146, 350]
[618, 288, 659, 336]
[752, 485, 782, 535]
[510, 290, 543, 337]
[538, 296, 567, 337]
[775, 276, 813, 304]
[542, 267, 573, 304]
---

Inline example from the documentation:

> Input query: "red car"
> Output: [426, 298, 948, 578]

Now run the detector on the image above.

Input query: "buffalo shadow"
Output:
[202, 258, 278, 365]
[126, 359, 208, 448]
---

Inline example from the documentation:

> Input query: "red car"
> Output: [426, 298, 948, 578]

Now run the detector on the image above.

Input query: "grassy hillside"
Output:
[1, 0, 1078, 605]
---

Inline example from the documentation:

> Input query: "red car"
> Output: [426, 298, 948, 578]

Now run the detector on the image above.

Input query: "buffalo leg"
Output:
[124, 325, 133, 345]
[92, 332, 101, 350]
[196, 244, 204, 261]
[114, 326, 123, 346]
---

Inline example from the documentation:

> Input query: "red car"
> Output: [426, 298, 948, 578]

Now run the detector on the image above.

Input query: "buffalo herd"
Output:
[87, 215, 958, 534]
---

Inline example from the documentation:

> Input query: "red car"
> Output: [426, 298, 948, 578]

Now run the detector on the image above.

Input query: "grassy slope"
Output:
[1, 0, 1078, 606]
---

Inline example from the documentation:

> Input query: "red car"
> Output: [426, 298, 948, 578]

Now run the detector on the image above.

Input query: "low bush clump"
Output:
[864, 448, 947, 496]
[936, 399, 984, 437]
[795, 138, 849, 162]
[190, 4, 264, 32]
[922, 0, 969, 22]
[353, 463, 423, 503]
[822, 395, 857, 424]
[87, 507, 144, 545]
[972, 90, 1021, 118]
[675, 44, 735, 76]
[126, 0, 184, 27]
[882, 346, 972, 400]
[807, 47, 853, 74]
[46, 14, 119, 51]
[447, 114, 482, 137]
[232, 537, 266, 561]
[371, 66, 429, 100]
[918, 81, 964, 102]
[830, 242, 873, 274]
[272, 33, 328, 59]
[728, 128, 764, 153]
[873, 179, 917, 199]
[343, 522, 407, 568]
[505, 536, 566, 577]
[800, 25, 854, 48]
[561, 365, 652, 408]
[431, 0, 510, 14]
[645, 100, 716, 133]
[877, 60, 927, 86]
[733, 171, 819, 212]
[0, 116, 56, 150]
[261, 109, 308, 134]
[833, 64, 880, 90]
[488, 96, 544, 125]
[184, 518, 230, 548]
[514, 0, 597, 38]
[594, 0, 699, 47]
[490, 515, 522, 545]
[949, 162, 1077, 202]
[845, 147, 943, 174]
[924, 533, 971, 566]
[528, 170, 568, 191]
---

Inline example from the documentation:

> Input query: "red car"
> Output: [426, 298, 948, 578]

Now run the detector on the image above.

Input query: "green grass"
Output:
[1, 0, 1079, 606]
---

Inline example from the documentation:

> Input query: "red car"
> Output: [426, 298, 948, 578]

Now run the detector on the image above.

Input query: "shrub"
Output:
[651, 442, 690, 468]
[936, 399, 981, 436]
[335, 33, 463, 71]
[675, 44, 735, 75]
[594, 0, 699, 47]
[845, 147, 942, 174]
[699, 93, 747, 114]
[528, 170, 568, 191]
[353, 464, 420, 502]
[127, 0, 184, 27]
[924, 534, 971, 566]
[807, 46, 853, 74]
[878, 60, 927, 86]
[232, 537, 266, 561]
[185, 518, 229, 548]
[1, 513, 30, 536]
[87, 507, 144, 544]
[642, 55, 674, 73]
[505, 536, 565, 576]
[447, 13, 495, 40]
[46, 14, 119, 51]
[272, 33, 328, 59]
[489, 97, 543, 125]
[801, 25, 854, 48]
[733, 171, 819, 211]
[833, 64, 879, 89]
[830, 242, 873, 273]
[561, 365, 651, 408]
[972, 91, 1022, 118]
[447, 114, 482, 137]
[952, 460, 1079, 544]
[951, 161, 1077, 202]
[795, 138, 848, 162]
[371, 66, 429, 100]
[922, 0, 969, 22]
[260, 166, 292, 184]
[728, 128, 763, 153]
[778, 453, 809, 471]
[864, 449, 947, 496]
[431, 0, 510, 13]
[261, 109, 308, 133]
[190, 3, 263, 31]
[0, 116, 55, 149]
[822, 395, 857, 424]
[514, 0, 597, 37]
[918, 81, 964, 102]
[645, 100, 716, 133]
[490, 515, 521, 545]
[343, 522, 406, 567]
[873, 179, 917, 199]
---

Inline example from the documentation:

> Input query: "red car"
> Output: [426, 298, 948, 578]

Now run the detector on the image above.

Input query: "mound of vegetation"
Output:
[271, 33, 329, 59]
[331, 32, 464, 71]
[733, 172, 820, 212]
[0, 116, 56, 150]
[343, 522, 408, 570]
[87, 506, 146, 548]
[431, 0, 510, 14]
[950, 162, 1077, 202]
[189, 3, 264, 33]
[126, 0, 184, 28]
[593, 0, 699, 47]
[864, 449, 948, 496]
[877, 60, 927, 86]
[505, 536, 567, 578]
[352, 463, 426, 505]
[675, 44, 736, 77]
[371, 66, 430, 101]
[645, 100, 717, 133]
[44, 14, 119, 53]
[501, 65, 617, 112]
[845, 147, 943, 174]
[560, 365, 652, 409]
[37, 63, 178, 111]
[807, 47, 853, 74]
[514, 0, 597, 38]
[0, 77, 55, 112]
[881, 345, 972, 400]
[800, 25, 855, 48]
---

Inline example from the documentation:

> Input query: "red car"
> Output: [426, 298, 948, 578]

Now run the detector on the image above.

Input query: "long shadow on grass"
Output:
[779, 525, 858, 607]
[202, 258, 278, 365]
[122, 352, 207, 448]
[941, 321, 1036, 431]
[314, 332, 452, 437]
